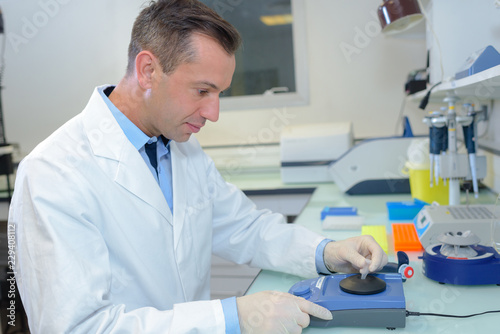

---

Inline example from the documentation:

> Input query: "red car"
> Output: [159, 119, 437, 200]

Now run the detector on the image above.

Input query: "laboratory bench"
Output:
[227, 169, 318, 222]
[228, 170, 500, 333]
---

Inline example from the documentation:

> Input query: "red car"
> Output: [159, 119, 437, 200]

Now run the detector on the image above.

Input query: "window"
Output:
[200, 0, 309, 110]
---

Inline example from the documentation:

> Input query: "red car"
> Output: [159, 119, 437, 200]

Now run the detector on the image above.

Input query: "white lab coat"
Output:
[9, 86, 325, 333]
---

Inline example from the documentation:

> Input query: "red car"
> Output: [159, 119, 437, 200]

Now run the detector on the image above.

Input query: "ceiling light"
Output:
[260, 14, 293, 26]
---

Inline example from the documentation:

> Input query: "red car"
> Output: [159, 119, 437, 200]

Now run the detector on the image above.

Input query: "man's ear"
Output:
[135, 51, 158, 89]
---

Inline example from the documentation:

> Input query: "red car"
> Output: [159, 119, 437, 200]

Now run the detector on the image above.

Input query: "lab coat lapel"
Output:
[170, 142, 187, 248]
[115, 147, 172, 223]
[82, 87, 172, 224]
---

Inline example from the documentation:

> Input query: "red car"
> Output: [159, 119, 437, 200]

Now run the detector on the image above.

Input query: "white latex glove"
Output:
[237, 290, 333, 334]
[323, 235, 388, 274]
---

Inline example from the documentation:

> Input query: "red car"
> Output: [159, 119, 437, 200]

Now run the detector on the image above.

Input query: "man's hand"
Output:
[237, 291, 332, 333]
[323, 235, 388, 274]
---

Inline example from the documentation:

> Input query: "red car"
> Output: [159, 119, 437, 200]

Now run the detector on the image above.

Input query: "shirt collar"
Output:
[98, 85, 169, 150]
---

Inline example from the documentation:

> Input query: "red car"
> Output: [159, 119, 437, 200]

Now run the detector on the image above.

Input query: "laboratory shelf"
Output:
[410, 63, 500, 103]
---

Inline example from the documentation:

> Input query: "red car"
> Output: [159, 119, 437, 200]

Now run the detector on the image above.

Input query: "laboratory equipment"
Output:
[404, 68, 428, 95]
[461, 103, 481, 197]
[413, 204, 500, 249]
[328, 136, 415, 195]
[405, 137, 449, 204]
[421, 231, 500, 285]
[288, 252, 413, 329]
[455, 45, 500, 80]
[320, 206, 363, 230]
[361, 225, 389, 253]
[407, 165, 449, 204]
[422, 110, 447, 187]
[386, 199, 427, 220]
[289, 274, 405, 328]
[280, 122, 353, 183]
[492, 207, 500, 253]
[423, 95, 487, 204]
[392, 223, 422, 253]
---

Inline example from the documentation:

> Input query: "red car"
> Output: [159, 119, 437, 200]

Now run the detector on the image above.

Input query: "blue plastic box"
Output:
[321, 206, 358, 220]
[386, 199, 428, 221]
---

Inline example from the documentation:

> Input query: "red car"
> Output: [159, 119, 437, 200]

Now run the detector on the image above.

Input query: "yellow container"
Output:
[408, 168, 449, 205]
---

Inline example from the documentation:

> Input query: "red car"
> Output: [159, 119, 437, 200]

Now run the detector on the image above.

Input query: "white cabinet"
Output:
[246, 191, 313, 221]
[210, 255, 260, 300]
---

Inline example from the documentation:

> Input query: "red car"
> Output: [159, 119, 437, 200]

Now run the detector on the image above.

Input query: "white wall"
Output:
[0, 0, 428, 159]
[0, 0, 143, 157]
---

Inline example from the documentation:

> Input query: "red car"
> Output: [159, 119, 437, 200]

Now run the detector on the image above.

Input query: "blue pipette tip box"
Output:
[321, 206, 358, 220]
[386, 199, 428, 220]
[321, 206, 362, 230]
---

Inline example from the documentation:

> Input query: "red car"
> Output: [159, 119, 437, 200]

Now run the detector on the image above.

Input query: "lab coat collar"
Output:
[81, 85, 173, 224]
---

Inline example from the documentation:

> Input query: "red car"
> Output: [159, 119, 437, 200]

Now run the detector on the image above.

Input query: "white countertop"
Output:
[245, 182, 500, 333]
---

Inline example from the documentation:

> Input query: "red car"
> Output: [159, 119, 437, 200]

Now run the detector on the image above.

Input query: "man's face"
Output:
[144, 33, 236, 142]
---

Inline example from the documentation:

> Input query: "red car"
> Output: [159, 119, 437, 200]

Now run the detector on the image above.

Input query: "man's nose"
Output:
[200, 96, 220, 122]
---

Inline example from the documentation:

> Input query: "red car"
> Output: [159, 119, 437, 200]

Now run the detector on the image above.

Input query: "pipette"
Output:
[461, 105, 479, 198]
[429, 111, 447, 186]
[444, 94, 462, 205]
[423, 115, 435, 186]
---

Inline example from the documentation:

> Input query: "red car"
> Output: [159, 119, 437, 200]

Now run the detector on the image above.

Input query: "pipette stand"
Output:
[424, 94, 487, 205]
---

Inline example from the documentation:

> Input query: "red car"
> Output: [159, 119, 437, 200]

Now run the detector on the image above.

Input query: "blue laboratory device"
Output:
[288, 273, 407, 329]
[455, 45, 500, 80]
[422, 243, 500, 285]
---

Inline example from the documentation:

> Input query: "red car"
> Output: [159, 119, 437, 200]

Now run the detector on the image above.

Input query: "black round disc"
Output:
[339, 274, 387, 295]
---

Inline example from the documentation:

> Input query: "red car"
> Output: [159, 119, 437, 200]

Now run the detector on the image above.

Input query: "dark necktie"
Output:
[145, 141, 158, 176]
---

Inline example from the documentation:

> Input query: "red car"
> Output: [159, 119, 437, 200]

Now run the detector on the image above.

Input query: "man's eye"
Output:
[198, 89, 209, 96]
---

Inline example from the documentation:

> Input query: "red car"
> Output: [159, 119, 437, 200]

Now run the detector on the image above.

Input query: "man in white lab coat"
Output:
[9, 0, 387, 333]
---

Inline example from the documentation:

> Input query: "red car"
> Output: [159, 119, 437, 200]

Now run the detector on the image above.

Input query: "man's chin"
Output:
[175, 134, 193, 143]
